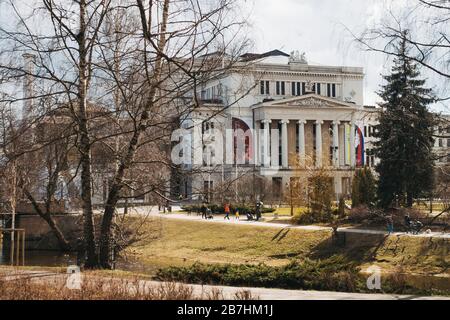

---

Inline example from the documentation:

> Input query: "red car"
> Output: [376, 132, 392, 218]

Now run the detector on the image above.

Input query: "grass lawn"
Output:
[269, 207, 309, 216]
[128, 218, 330, 272]
[127, 218, 449, 277]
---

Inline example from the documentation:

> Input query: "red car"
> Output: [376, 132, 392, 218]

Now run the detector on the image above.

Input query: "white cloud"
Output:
[243, 0, 448, 112]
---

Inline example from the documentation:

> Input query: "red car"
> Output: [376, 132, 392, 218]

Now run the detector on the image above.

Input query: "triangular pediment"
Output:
[262, 94, 356, 109]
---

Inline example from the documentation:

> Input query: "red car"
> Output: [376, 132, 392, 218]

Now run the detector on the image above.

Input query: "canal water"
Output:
[0, 249, 151, 275]
[0, 250, 77, 267]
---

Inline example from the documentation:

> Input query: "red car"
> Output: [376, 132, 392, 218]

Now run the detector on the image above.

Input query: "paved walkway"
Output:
[124, 206, 450, 239]
[1, 269, 448, 300]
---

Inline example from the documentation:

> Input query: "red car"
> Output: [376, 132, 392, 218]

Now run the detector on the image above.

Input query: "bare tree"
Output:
[355, 1, 450, 80]
[0, 0, 250, 268]
[0, 101, 73, 251]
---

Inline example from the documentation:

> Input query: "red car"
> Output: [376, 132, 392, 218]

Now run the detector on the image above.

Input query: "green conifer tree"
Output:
[374, 33, 436, 208]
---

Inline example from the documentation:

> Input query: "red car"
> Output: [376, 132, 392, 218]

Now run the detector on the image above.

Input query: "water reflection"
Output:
[0, 250, 149, 274]
[0, 250, 77, 267]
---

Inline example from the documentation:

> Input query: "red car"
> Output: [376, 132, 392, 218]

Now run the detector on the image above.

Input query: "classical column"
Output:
[271, 121, 279, 168]
[315, 120, 323, 167]
[298, 120, 306, 164]
[254, 121, 259, 166]
[280, 120, 289, 168]
[332, 121, 340, 168]
[262, 120, 271, 167]
[350, 121, 356, 168]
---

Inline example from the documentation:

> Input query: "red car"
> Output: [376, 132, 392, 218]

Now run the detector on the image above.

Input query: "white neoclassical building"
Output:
[177, 50, 380, 201]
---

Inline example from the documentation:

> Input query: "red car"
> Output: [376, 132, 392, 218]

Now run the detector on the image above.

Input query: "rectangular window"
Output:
[272, 177, 283, 201]
[447, 139, 450, 148]
[332, 84, 336, 97]
[439, 139, 443, 147]
[291, 82, 301, 96]
[327, 83, 331, 97]
[302, 82, 306, 95]
[260, 80, 270, 95]
[316, 83, 321, 95]
[291, 82, 295, 96]
[364, 126, 367, 137]
[342, 177, 351, 195]
[276, 81, 285, 95]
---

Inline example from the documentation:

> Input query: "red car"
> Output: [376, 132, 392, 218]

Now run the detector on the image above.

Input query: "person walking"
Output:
[386, 215, 394, 234]
[224, 203, 231, 220]
[255, 200, 263, 221]
[201, 202, 208, 219]
[235, 208, 240, 221]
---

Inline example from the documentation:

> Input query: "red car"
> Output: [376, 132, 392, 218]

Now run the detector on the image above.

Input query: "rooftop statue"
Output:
[289, 50, 307, 64]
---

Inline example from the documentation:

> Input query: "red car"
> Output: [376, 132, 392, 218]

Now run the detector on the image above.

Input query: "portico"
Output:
[252, 94, 359, 196]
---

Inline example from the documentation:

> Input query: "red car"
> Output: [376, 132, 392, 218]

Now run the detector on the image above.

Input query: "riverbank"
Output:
[126, 216, 449, 293]
[129, 216, 449, 274]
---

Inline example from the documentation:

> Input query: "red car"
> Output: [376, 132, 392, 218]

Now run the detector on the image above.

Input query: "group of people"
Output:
[199, 201, 264, 221]
[385, 212, 424, 234]
[223, 203, 239, 220]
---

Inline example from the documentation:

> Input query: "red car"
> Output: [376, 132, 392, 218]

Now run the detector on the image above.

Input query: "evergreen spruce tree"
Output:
[374, 33, 436, 209]
[351, 170, 362, 208]
[351, 167, 377, 208]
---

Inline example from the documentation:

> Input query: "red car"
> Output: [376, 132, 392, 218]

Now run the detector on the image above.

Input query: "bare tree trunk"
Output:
[98, 0, 170, 268]
[78, 0, 97, 268]
[22, 187, 70, 252]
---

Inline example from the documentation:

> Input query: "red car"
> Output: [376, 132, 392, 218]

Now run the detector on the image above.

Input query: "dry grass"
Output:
[128, 218, 331, 270]
[127, 218, 449, 277]
[338, 234, 450, 275]
[0, 272, 258, 300]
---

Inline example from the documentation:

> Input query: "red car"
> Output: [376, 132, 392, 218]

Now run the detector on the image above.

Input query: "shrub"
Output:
[348, 206, 428, 229]
[155, 256, 365, 293]
[292, 211, 317, 225]
[309, 172, 333, 218]
[348, 205, 373, 223]
[292, 209, 338, 225]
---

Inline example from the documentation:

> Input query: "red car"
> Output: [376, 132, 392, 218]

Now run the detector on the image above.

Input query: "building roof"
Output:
[240, 50, 290, 62]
